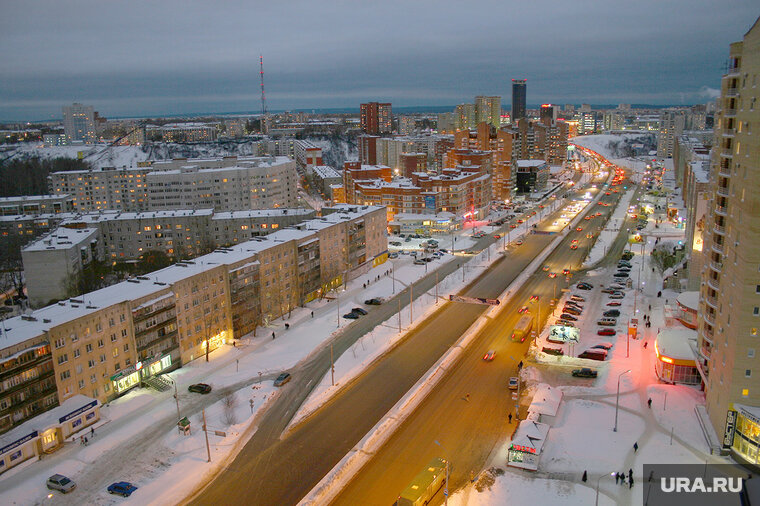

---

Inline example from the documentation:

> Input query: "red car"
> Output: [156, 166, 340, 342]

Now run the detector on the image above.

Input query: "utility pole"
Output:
[435, 271, 439, 305]
[392, 263, 395, 294]
[170, 374, 180, 422]
[410, 282, 413, 324]
[337, 289, 340, 328]
[202, 408, 211, 462]
[331, 343, 335, 385]
[398, 298, 402, 333]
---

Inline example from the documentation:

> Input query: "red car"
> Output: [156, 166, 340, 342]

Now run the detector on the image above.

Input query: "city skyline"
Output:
[1, 1, 757, 122]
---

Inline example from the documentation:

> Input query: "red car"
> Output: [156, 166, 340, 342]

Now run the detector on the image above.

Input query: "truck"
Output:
[393, 457, 448, 506]
[511, 315, 533, 342]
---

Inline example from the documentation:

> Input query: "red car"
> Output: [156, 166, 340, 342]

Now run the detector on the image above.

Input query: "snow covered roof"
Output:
[211, 209, 313, 220]
[0, 395, 97, 449]
[528, 383, 563, 417]
[313, 166, 341, 179]
[511, 419, 550, 453]
[655, 328, 698, 361]
[676, 291, 699, 312]
[516, 160, 547, 167]
[22, 227, 98, 252]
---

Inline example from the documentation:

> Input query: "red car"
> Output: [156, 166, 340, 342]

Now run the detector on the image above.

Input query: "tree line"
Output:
[0, 156, 91, 197]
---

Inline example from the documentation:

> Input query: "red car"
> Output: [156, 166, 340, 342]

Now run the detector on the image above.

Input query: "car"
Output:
[515, 239, 523, 245]
[571, 239, 579, 244]
[562, 269, 571, 275]
[570, 244, 578, 250]
[542, 347, 564, 356]
[107, 482, 138, 497]
[608, 293, 625, 299]
[606, 301, 622, 307]
[604, 309, 621, 317]
[584, 216, 591, 220]
[273, 372, 291, 386]
[518, 305, 529, 314]
[563, 307, 581, 316]
[618, 261, 632, 268]
[592, 342, 614, 350]
[578, 349, 608, 361]
[388, 252, 399, 259]
[389, 241, 402, 246]
[529, 295, 539, 302]
[543, 265, 550, 271]
[342, 312, 360, 319]
[365, 298, 383, 305]
[621, 251, 634, 261]
[601, 288, 617, 294]
[572, 368, 598, 378]
[576, 227, 583, 232]
[188, 383, 212, 394]
[463, 250, 476, 255]
[548, 272, 557, 278]
[613, 272, 629, 278]
[557, 319, 575, 327]
[560, 313, 577, 322]
[597, 317, 617, 326]
[352, 307, 368, 315]
[483, 350, 496, 361]
[570, 295, 586, 302]
[405, 236, 412, 242]
[586, 233, 594, 239]
[510, 224, 517, 229]
[597, 328, 617, 336]
[508, 377, 519, 390]
[605, 191, 611, 195]
[610, 283, 626, 290]
[618, 267, 631, 272]
[494, 234, 501, 239]
[47, 474, 76, 494]
[413, 259, 426, 265]
[517, 219, 524, 224]
[565, 301, 583, 310]
[577, 282, 593, 290]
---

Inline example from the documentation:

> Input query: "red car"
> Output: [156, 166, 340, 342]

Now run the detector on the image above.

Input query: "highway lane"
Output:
[331, 173, 629, 504]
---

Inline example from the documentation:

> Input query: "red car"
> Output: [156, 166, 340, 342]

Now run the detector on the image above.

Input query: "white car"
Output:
[508, 377, 519, 390]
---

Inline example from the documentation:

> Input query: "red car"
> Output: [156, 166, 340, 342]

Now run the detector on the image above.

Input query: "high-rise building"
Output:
[657, 110, 686, 158]
[475, 96, 501, 129]
[511, 80, 527, 122]
[696, 16, 760, 465]
[539, 104, 558, 124]
[62, 103, 97, 144]
[360, 102, 393, 134]
[455, 103, 476, 130]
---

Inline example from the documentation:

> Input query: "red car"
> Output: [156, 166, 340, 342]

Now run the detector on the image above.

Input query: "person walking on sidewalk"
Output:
[633, 442, 639, 452]
[648, 398, 652, 408]
[615, 472, 620, 484]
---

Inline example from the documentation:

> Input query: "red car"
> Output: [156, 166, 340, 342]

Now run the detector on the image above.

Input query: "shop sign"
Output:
[510, 444, 536, 454]
[59, 399, 98, 423]
[0, 431, 38, 455]
[723, 410, 737, 449]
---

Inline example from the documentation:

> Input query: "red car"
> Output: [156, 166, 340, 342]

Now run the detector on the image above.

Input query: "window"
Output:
[112, 347, 119, 358]
[76, 364, 83, 374]
[749, 349, 755, 358]
[755, 307, 760, 316]
[123, 343, 129, 352]
[73, 349, 80, 358]
[98, 339, 104, 348]
[86, 344, 93, 353]
[111, 333, 117, 342]
[96, 323, 102, 332]
[54, 337, 65, 349]
[753, 328, 758, 336]
[78, 380, 85, 389]
[60, 370, 70, 381]
[120, 314, 126, 323]
[88, 359, 95, 368]
[746, 370, 752, 378]
[57, 354, 68, 365]
[90, 374, 97, 384]
[114, 363, 120, 372]
[100, 354, 106, 363]
[125, 358, 131, 366]
[121, 329, 128, 337]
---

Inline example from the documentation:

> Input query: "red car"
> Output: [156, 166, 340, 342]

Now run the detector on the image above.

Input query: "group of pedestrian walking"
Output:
[613, 469, 634, 489]
[363, 270, 392, 290]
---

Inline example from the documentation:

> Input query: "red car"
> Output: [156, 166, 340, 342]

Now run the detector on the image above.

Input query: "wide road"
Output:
[331, 170, 633, 504]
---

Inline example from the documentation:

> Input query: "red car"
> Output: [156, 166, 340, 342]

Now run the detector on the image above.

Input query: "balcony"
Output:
[726, 87, 739, 97]
[720, 148, 734, 158]
[707, 276, 721, 291]
[711, 242, 724, 255]
[723, 128, 736, 138]
[710, 260, 723, 272]
[714, 205, 727, 217]
[718, 166, 732, 178]
[703, 310, 716, 326]
[700, 343, 712, 360]
[716, 186, 730, 198]
[704, 294, 718, 309]
[724, 109, 737, 117]
[713, 223, 726, 235]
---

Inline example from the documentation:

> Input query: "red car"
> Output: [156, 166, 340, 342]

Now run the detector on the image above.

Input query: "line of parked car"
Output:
[47, 473, 138, 497]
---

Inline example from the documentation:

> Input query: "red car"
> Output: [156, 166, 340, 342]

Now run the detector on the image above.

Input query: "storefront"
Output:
[726, 405, 760, 468]
[654, 329, 700, 385]
[111, 353, 173, 396]
[674, 291, 698, 329]
[507, 419, 549, 471]
[0, 395, 99, 474]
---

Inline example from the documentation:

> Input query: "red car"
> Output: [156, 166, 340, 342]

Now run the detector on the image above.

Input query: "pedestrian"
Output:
[615, 472, 620, 484]
[648, 397, 652, 408]
[363, 283, 366, 289]
[91, 426, 95, 437]
[633, 442, 639, 452]
[285, 323, 289, 330]
[508, 413, 513, 424]
[582, 470, 587, 482]
[649, 304, 652, 311]
[629, 469, 633, 481]
[620, 474, 625, 486]
[643, 341, 648, 349]
[629, 476, 634, 489]
[657, 291, 662, 298]
[272, 331, 275, 340]
[80, 436, 84, 446]
[518, 360, 523, 369]
[84, 437, 88, 446]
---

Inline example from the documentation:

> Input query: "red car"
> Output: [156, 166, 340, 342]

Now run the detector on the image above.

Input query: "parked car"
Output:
[188, 383, 212, 394]
[557, 319, 575, 327]
[364, 298, 383, 305]
[351, 307, 368, 316]
[592, 342, 614, 350]
[388, 252, 399, 259]
[570, 295, 586, 303]
[560, 313, 578, 322]
[515, 239, 523, 245]
[413, 259, 426, 265]
[578, 349, 608, 361]
[572, 368, 598, 378]
[483, 350, 496, 361]
[601, 288, 617, 294]
[618, 261, 632, 268]
[607, 301, 622, 307]
[543, 265, 551, 271]
[563, 307, 581, 316]
[542, 347, 564, 356]
[597, 328, 616, 336]
[107, 482, 138, 497]
[608, 293, 625, 299]
[577, 282, 593, 290]
[273, 372, 291, 386]
[565, 301, 583, 309]
[613, 272, 629, 278]
[621, 251, 634, 261]
[342, 312, 360, 319]
[47, 474, 76, 494]
[508, 377, 519, 390]
[603, 309, 620, 317]
[597, 317, 617, 326]
[518, 305, 529, 314]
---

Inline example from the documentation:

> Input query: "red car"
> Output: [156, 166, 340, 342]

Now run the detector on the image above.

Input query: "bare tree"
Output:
[222, 391, 237, 426]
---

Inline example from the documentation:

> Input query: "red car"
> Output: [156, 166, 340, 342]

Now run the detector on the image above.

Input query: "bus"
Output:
[511, 315, 533, 342]
[393, 457, 448, 506]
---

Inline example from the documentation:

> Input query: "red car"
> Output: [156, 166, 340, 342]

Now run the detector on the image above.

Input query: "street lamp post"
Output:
[613, 369, 632, 432]
[596, 472, 615, 506]
[168, 373, 180, 422]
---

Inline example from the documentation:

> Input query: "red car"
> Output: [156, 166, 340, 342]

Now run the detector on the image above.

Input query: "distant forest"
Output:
[0, 157, 91, 197]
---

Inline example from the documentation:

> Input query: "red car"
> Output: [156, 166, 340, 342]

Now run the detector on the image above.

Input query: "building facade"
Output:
[360, 102, 393, 135]
[62, 103, 97, 144]
[511, 80, 527, 122]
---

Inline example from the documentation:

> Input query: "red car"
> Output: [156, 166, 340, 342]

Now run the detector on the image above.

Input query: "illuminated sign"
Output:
[510, 444, 537, 454]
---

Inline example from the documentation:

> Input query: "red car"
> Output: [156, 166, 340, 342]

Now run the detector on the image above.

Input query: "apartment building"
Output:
[1, 205, 387, 433]
[657, 110, 686, 158]
[696, 17, 760, 467]
[312, 166, 342, 196]
[146, 123, 218, 143]
[511, 79, 527, 122]
[475, 96, 501, 129]
[358, 134, 454, 172]
[62, 103, 97, 144]
[360, 102, 393, 134]
[294, 139, 323, 170]
[49, 156, 298, 213]
[0, 195, 74, 216]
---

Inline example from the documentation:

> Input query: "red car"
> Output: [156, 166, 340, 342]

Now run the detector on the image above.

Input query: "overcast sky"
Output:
[0, 0, 757, 121]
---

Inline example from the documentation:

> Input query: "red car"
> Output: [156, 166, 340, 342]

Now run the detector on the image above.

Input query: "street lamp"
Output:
[613, 369, 632, 432]
[596, 472, 616, 506]
[433, 440, 450, 506]
[167, 373, 180, 422]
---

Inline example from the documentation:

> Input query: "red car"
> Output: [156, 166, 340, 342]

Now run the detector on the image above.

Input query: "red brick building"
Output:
[360, 102, 392, 134]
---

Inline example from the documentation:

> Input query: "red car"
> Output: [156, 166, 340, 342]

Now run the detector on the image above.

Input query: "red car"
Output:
[548, 272, 557, 278]
[607, 301, 622, 307]
[597, 328, 616, 336]
[563, 269, 571, 275]
[576, 227, 583, 232]
[510, 224, 517, 229]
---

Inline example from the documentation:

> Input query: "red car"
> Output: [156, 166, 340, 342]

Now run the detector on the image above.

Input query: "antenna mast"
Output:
[259, 54, 267, 116]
